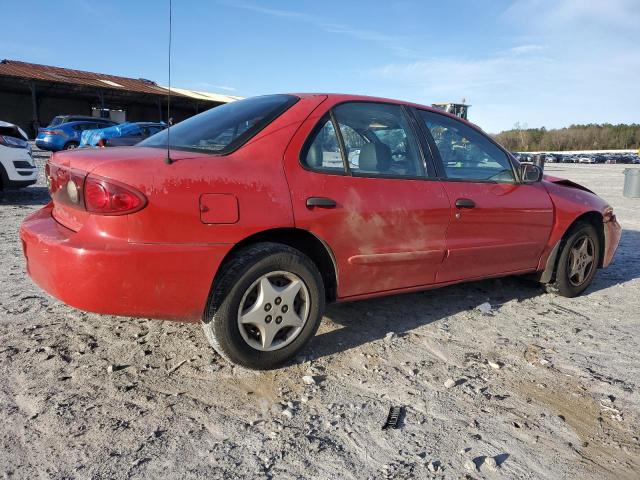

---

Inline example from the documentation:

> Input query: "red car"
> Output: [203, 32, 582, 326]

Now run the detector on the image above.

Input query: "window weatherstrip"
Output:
[401, 105, 432, 179]
[330, 109, 351, 175]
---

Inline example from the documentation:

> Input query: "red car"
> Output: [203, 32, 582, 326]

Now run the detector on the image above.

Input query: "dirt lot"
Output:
[1, 150, 639, 479]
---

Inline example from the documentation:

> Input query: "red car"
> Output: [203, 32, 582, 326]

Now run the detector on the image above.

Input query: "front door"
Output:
[284, 100, 451, 298]
[415, 109, 554, 283]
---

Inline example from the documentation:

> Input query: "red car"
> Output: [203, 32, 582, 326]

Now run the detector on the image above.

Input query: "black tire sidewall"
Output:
[206, 246, 324, 369]
[555, 223, 600, 297]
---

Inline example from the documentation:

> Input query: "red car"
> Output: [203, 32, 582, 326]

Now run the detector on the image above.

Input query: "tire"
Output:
[550, 222, 600, 298]
[202, 242, 325, 370]
[63, 142, 79, 150]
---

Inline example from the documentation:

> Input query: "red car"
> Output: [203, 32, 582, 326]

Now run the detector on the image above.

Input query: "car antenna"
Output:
[164, 0, 173, 165]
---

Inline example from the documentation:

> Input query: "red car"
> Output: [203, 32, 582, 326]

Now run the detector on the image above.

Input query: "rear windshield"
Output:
[139, 94, 298, 154]
[48, 116, 64, 127]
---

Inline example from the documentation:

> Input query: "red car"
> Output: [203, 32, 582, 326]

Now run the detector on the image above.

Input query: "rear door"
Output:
[284, 100, 451, 299]
[415, 109, 553, 282]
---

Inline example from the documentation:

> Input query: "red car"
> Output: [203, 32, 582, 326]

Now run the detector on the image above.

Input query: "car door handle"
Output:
[455, 198, 476, 209]
[306, 197, 337, 209]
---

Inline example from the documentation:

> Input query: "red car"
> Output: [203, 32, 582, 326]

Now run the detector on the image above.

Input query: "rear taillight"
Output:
[97, 138, 107, 147]
[84, 174, 147, 215]
[43, 129, 64, 136]
[47, 163, 146, 216]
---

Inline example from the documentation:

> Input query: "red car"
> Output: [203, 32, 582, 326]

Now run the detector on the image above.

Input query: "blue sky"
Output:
[2, 0, 639, 132]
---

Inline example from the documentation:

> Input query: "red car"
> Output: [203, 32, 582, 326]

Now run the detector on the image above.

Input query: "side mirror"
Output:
[521, 163, 543, 183]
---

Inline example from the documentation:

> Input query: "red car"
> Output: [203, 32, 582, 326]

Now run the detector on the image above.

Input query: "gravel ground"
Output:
[1, 149, 639, 479]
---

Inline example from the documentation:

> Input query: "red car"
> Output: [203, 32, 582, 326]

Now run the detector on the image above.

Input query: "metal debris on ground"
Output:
[382, 406, 404, 430]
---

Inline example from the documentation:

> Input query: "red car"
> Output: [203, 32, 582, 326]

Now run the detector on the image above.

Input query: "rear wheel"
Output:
[63, 142, 79, 150]
[202, 242, 325, 369]
[551, 222, 600, 297]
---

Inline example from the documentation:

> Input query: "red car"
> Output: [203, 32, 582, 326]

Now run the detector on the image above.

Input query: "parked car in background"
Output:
[36, 118, 117, 151]
[43, 115, 108, 130]
[0, 120, 37, 189]
[80, 122, 166, 148]
[578, 156, 596, 164]
[544, 155, 557, 163]
[21, 93, 621, 369]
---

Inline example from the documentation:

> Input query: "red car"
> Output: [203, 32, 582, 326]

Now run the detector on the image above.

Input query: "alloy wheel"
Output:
[567, 235, 595, 287]
[237, 271, 310, 351]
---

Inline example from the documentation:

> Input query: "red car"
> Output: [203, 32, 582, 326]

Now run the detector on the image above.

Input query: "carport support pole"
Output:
[30, 81, 39, 136]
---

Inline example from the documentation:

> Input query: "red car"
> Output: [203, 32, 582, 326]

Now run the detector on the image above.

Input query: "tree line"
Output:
[492, 123, 640, 152]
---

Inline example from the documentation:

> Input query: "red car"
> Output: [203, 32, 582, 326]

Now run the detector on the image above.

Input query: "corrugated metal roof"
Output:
[0, 59, 238, 103]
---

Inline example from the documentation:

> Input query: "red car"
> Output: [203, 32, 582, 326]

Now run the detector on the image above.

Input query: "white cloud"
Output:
[368, 0, 640, 132]
[192, 82, 237, 92]
[224, 2, 414, 57]
[374, 48, 553, 99]
[504, 44, 545, 56]
[504, 0, 640, 30]
[370, 40, 640, 132]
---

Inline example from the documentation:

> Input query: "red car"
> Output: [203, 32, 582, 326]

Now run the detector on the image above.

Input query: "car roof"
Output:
[290, 93, 482, 131]
[60, 115, 105, 120]
[65, 118, 115, 124]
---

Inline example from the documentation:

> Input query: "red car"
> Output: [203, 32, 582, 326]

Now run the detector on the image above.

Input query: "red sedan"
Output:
[20, 94, 621, 369]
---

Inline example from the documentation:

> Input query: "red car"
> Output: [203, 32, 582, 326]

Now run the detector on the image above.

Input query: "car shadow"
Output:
[305, 276, 542, 362]
[305, 229, 639, 362]
[587, 228, 640, 293]
[0, 186, 50, 206]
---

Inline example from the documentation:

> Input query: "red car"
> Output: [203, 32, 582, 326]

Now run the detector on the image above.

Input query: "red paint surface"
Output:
[20, 93, 621, 322]
[436, 182, 554, 282]
[199, 194, 239, 224]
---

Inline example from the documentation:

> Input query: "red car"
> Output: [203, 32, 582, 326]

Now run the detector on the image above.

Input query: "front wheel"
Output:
[202, 243, 325, 370]
[551, 222, 600, 297]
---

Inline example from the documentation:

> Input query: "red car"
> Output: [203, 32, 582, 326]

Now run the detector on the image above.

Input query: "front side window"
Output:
[333, 102, 425, 177]
[140, 94, 297, 154]
[419, 111, 515, 182]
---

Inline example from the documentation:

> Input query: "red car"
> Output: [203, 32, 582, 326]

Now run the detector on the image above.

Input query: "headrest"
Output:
[358, 142, 392, 172]
[306, 142, 324, 168]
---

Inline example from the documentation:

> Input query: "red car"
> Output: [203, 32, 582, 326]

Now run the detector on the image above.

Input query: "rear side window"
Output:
[301, 102, 426, 178]
[335, 102, 425, 177]
[140, 94, 298, 154]
[301, 114, 345, 172]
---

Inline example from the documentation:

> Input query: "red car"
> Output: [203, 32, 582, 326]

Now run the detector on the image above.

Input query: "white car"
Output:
[0, 121, 37, 190]
[578, 156, 595, 164]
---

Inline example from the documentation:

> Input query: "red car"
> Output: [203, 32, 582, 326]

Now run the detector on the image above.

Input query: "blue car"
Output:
[35, 117, 117, 151]
[80, 122, 166, 148]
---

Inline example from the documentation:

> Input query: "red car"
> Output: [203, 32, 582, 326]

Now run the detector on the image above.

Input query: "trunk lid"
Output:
[48, 146, 208, 232]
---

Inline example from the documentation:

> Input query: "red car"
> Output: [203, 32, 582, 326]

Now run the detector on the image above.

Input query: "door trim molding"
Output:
[348, 250, 445, 266]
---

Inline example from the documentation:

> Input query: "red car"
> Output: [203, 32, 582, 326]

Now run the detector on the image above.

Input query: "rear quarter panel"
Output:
[89, 95, 327, 245]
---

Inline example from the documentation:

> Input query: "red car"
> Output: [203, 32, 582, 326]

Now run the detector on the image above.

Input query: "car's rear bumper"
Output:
[20, 204, 232, 322]
[35, 138, 63, 151]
